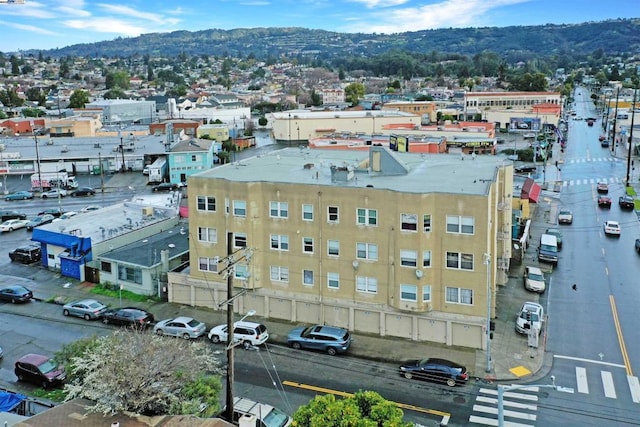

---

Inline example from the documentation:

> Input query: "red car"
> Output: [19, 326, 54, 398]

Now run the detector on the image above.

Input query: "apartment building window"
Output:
[198, 227, 217, 243]
[270, 234, 289, 251]
[401, 213, 418, 231]
[234, 233, 247, 248]
[328, 240, 340, 256]
[270, 201, 289, 218]
[423, 214, 432, 232]
[328, 206, 339, 223]
[445, 286, 474, 305]
[327, 272, 340, 289]
[100, 261, 112, 273]
[446, 252, 474, 270]
[422, 250, 432, 268]
[356, 276, 378, 294]
[302, 237, 314, 253]
[400, 284, 417, 301]
[191, 154, 197, 162]
[198, 257, 218, 272]
[270, 266, 289, 283]
[197, 196, 216, 212]
[422, 285, 432, 302]
[302, 204, 314, 221]
[446, 215, 475, 234]
[400, 250, 418, 267]
[303, 270, 314, 286]
[118, 265, 142, 284]
[356, 208, 377, 226]
[235, 264, 249, 280]
[233, 200, 246, 217]
[356, 242, 378, 260]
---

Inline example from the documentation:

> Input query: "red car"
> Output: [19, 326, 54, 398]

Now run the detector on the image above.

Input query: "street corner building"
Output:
[168, 146, 515, 350]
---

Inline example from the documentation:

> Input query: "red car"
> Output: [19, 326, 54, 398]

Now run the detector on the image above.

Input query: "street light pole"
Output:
[224, 232, 235, 423]
[31, 122, 42, 193]
[626, 87, 638, 185]
[611, 88, 620, 155]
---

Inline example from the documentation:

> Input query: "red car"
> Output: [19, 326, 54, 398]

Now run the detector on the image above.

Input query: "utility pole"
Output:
[484, 253, 492, 373]
[611, 88, 620, 155]
[120, 137, 126, 172]
[626, 87, 638, 184]
[98, 152, 104, 193]
[31, 121, 42, 192]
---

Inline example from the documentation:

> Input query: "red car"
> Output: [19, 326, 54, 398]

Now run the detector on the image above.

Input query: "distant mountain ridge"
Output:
[38, 18, 640, 60]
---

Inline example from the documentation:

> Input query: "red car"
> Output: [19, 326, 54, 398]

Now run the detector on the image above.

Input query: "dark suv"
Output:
[9, 245, 42, 264]
[15, 354, 65, 389]
[0, 210, 27, 222]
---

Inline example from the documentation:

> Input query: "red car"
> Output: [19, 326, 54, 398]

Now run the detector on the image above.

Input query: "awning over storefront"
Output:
[521, 177, 541, 203]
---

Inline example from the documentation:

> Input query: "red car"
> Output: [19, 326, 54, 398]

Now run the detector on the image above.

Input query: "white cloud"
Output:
[56, 6, 91, 18]
[0, 19, 58, 35]
[96, 3, 165, 24]
[63, 17, 148, 36]
[349, 0, 410, 8]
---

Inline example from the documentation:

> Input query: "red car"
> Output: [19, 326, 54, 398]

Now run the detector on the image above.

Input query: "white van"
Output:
[538, 233, 558, 264]
[231, 397, 292, 427]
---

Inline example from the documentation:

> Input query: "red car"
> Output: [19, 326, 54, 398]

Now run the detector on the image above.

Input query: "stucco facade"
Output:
[168, 147, 514, 349]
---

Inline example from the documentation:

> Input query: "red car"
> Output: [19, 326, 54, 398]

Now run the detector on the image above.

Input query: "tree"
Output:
[26, 87, 46, 106]
[68, 89, 90, 108]
[21, 107, 44, 118]
[293, 391, 411, 427]
[105, 70, 130, 90]
[344, 82, 365, 107]
[64, 330, 222, 416]
[258, 116, 268, 127]
[0, 88, 24, 108]
[104, 88, 127, 99]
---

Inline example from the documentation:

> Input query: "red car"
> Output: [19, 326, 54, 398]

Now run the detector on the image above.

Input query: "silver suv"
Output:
[208, 321, 269, 349]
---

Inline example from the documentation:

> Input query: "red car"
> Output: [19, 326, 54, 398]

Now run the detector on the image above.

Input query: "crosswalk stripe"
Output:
[576, 367, 589, 394]
[472, 405, 537, 421]
[628, 376, 640, 403]
[476, 396, 537, 411]
[601, 371, 617, 398]
[469, 415, 534, 427]
[479, 388, 539, 401]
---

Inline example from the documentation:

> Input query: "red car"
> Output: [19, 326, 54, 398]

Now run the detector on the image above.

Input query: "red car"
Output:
[598, 195, 612, 208]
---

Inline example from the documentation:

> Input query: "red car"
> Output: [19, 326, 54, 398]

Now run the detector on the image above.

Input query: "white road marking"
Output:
[553, 354, 626, 368]
[469, 415, 534, 427]
[476, 396, 537, 411]
[576, 367, 589, 394]
[628, 376, 640, 403]
[601, 371, 617, 398]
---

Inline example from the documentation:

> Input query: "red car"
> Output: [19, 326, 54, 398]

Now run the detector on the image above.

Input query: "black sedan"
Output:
[70, 187, 96, 197]
[38, 208, 65, 218]
[101, 307, 155, 328]
[0, 285, 33, 303]
[619, 195, 635, 210]
[399, 358, 469, 387]
[152, 183, 179, 192]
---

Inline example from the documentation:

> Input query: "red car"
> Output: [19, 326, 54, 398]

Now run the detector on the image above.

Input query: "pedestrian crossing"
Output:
[561, 176, 622, 188]
[469, 386, 539, 426]
[565, 157, 620, 164]
[572, 366, 640, 403]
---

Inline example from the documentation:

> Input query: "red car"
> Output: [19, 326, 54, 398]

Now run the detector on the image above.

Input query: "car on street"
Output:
[619, 195, 635, 210]
[597, 195, 612, 208]
[208, 321, 269, 349]
[154, 316, 207, 339]
[70, 187, 96, 197]
[524, 266, 546, 293]
[53, 211, 78, 222]
[398, 358, 469, 387]
[604, 220, 621, 236]
[152, 182, 179, 192]
[601, 139, 610, 147]
[558, 209, 573, 224]
[40, 188, 67, 198]
[26, 214, 55, 231]
[544, 228, 563, 249]
[4, 191, 33, 201]
[15, 354, 65, 389]
[0, 219, 29, 232]
[0, 210, 27, 221]
[515, 302, 544, 334]
[230, 397, 293, 427]
[286, 324, 352, 356]
[37, 208, 65, 218]
[514, 165, 537, 174]
[81, 205, 101, 213]
[100, 307, 155, 328]
[636, 239, 640, 253]
[9, 245, 41, 264]
[0, 285, 33, 303]
[63, 299, 108, 320]
[596, 181, 609, 193]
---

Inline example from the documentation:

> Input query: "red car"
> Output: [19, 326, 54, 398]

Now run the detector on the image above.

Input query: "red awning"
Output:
[521, 178, 541, 203]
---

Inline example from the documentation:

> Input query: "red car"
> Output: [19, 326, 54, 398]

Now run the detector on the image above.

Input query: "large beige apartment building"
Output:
[169, 147, 514, 349]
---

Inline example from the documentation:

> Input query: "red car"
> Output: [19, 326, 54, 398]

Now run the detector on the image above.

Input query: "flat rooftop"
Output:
[192, 147, 511, 196]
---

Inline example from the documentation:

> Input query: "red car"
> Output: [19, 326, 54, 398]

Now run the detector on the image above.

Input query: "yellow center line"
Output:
[282, 380, 451, 417]
[609, 295, 633, 376]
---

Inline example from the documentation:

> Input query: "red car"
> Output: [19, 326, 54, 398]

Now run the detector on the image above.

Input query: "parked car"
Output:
[558, 209, 573, 224]
[37, 208, 65, 218]
[81, 205, 101, 212]
[515, 302, 544, 335]
[208, 321, 269, 349]
[636, 239, 640, 253]
[514, 165, 537, 174]
[70, 187, 95, 197]
[596, 181, 609, 193]
[601, 139, 610, 147]
[154, 316, 207, 339]
[14, 354, 65, 389]
[544, 228, 563, 249]
[604, 220, 621, 236]
[9, 244, 41, 264]
[524, 266, 546, 293]
[4, 191, 33, 201]
[152, 182, 179, 192]
[229, 397, 293, 427]
[0, 219, 29, 232]
[619, 195, 635, 210]
[286, 324, 352, 356]
[53, 211, 78, 222]
[40, 189, 67, 198]
[63, 299, 108, 320]
[100, 307, 155, 328]
[597, 195, 612, 208]
[26, 214, 55, 230]
[0, 210, 27, 221]
[0, 285, 33, 303]
[399, 358, 469, 387]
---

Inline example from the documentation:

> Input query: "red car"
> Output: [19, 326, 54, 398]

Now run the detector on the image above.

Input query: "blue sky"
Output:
[0, 0, 636, 53]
